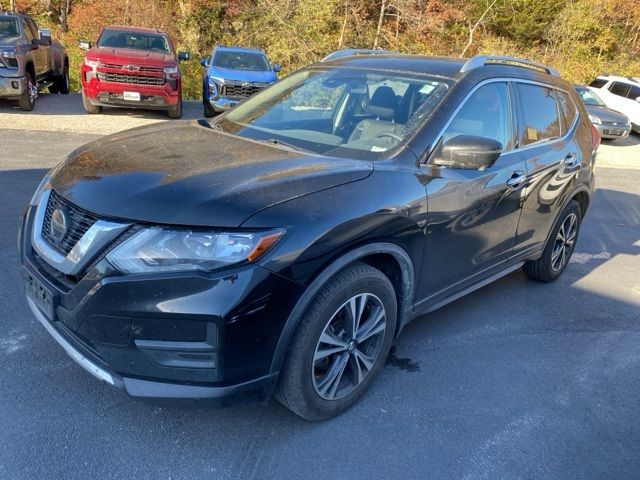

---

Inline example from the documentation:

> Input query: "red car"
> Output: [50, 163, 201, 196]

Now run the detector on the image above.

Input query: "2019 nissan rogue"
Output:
[19, 54, 598, 420]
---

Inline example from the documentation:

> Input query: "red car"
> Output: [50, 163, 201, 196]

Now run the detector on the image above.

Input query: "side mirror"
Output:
[200, 58, 209, 67]
[78, 40, 92, 50]
[178, 51, 190, 62]
[273, 64, 281, 73]
[38, 29, 52, 46]
[432, 135, 502, 170]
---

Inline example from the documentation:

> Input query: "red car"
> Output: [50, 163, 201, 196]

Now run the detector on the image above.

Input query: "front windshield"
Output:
[213, 51, 270, 71]
[218, 68, 451, 160]
[0, 16, 19, 38]
[576, 87, 605, 106]
[98, 29, 170, 54]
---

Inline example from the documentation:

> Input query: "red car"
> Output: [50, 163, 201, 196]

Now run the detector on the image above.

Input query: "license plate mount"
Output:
[24, 271, 56, 320]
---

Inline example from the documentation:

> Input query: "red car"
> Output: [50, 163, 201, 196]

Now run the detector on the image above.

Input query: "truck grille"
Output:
[221, 82, 267, 99]
[97, 72, 165, 86]
[42, 191, 98, 256]
[99, 62, 163, 73]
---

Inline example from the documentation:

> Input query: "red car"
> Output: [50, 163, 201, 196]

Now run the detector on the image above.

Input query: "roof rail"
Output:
[460, 55, 560, 77]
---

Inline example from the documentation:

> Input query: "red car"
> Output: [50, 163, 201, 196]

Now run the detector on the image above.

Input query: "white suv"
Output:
[588, 75, 640, 133]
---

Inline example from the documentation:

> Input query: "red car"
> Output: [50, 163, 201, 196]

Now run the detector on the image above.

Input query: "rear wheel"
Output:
[523, 199, 582, 282]
[275, 263, 397, 421]
[82, 90, 102, 114]
[168, 97, 183, 119]
[18, 72, 37, 111]
[50, 62, 70, 94]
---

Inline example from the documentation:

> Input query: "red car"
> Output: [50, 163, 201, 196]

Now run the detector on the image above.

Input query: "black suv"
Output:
[19, 54, 598, 420]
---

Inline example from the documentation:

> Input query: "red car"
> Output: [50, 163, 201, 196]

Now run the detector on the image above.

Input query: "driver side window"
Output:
[443, 82, 512, 151]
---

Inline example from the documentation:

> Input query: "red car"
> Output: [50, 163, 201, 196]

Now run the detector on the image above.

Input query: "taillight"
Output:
[590, 123, 601, 150]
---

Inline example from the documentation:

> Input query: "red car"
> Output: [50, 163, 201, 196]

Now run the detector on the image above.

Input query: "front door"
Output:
[417, 82, 527, 304]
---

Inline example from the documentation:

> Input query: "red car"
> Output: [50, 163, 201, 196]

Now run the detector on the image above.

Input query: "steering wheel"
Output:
[375, 132, 403, 142]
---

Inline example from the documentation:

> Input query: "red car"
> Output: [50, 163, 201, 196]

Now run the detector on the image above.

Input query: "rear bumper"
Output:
[0, 73, 27, 98]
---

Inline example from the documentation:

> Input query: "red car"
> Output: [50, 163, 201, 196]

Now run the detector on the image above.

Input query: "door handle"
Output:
[507, 171, 526, 189]
[564, 152, 579, 168]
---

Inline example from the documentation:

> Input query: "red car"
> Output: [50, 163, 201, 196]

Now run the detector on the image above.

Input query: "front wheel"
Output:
[275, 262, 397, 421]
[82, 90, 102, 114]
[168, 97, 183, 119]
[18, 74, 37, 111]
[523, 199, 582, 282]
[203, 99, 215, 118]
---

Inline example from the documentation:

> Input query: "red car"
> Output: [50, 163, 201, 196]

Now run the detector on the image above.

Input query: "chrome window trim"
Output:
[423, 77, 580, 163]
[31, 189, 130, 276]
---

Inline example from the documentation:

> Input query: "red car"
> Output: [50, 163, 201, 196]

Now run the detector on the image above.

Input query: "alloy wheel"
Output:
[551, 212, 577, 271]
[312, 293, 387, 401]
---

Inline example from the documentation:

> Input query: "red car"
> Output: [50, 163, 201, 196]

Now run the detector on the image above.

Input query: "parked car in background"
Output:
[201, 45, 279, 117]
[79, 26, 190, 119]
[0, 11, 69, 111]
[20, 54, 597, 421]
[575, 85, 631, 140]
[588, 75, 640, 133]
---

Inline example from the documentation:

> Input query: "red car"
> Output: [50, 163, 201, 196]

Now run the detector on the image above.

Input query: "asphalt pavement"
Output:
[0, 127, 639, 480]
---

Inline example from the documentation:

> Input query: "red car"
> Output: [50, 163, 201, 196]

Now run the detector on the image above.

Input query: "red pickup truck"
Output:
[80, 26, 189, 118]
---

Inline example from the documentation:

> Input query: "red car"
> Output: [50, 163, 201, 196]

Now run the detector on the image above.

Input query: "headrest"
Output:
[367, 86, 397, 121]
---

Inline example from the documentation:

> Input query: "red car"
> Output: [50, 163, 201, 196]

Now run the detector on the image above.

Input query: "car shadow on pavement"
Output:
[1, 167, 639, 479]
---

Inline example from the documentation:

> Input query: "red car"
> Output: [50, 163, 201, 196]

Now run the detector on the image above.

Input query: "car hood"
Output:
[586, 104, 630, 124]
[88, 47, 174, 67]
[50, 121, 372, 227]
[209, 65, 277, 83]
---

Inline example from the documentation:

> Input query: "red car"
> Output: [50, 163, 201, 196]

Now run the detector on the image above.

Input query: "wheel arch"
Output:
[269, 242, 415, 376]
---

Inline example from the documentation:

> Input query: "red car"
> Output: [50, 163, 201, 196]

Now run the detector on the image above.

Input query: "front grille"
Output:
[221, 82, 266, 99]
[97, 72, 165, 86]
[99, 62, 163, 73]
[42, 191, 98, 256]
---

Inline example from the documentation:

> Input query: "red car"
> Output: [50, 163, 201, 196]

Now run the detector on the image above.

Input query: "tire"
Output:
[81, 90, 102, 114]
[50, 62, 70, 94]
[275, 262, 397, 421]
[203, 98, 215, 118]
[168, 97, 183, 119]
[18, 72, 36, 111]
[523, 199, 582, 282]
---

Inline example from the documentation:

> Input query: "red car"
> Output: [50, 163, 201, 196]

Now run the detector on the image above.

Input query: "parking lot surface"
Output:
[0, 120, 639, 479]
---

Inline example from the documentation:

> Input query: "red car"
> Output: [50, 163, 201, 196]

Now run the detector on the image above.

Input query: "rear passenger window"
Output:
[629, 85, 640, 100]
[516, 84, 560, 146]
[588, 78, 607, 89]
[609, 82, 631, 98]
[442, 82, 513, 150]
[557, 91, 577, 134]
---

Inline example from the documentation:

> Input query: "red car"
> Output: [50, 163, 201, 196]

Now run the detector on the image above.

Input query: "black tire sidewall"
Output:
[288, 267, 397, 420]
[540, 200, 582, 280]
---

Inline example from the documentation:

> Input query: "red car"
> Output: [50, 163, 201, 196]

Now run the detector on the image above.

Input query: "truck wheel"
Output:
[18, 74, 37, 111]
[204, 99, 215, 118]
[50, 62, 70, 94]
[82, 90, 102, 114]
[168, 98, 183, 119]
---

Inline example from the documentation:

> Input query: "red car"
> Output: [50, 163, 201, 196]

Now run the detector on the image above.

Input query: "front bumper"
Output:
[594, 123, 631, 139]
[82, 78, 180, 110]
[208, 97, 239, 112]
[19, 202, 304, 407]
[0, 72, 27, 98]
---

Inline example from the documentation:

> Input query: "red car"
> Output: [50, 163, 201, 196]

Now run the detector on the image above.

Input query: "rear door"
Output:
[513, 82, 581, 257]
[419, 81, 528, 302]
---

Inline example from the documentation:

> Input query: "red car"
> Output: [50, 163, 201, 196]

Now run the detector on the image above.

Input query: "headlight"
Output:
[106, 228, 284, 274]
[84, 58, 99, 69]
[29, 173, 52, 206]
[1, 50, 16, 59]
[588, 113, 602, 125]
[163, 66, 178, 74]
[208, 77, 218, 96]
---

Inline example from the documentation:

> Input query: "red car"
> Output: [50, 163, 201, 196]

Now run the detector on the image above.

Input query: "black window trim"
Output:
[609, 81, 631, 98]
[424, 77, 579, 163]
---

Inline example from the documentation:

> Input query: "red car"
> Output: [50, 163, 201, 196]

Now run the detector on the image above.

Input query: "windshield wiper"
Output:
[198, 119, 225, 133]
[257, 138, 311, 153]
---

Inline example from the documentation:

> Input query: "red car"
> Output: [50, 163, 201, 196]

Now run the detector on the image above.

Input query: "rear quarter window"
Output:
[588, 78, 607, 89]
[556, 91, 578, 134]
[628, 85, 640, 100]
[516, 83, 561, 146]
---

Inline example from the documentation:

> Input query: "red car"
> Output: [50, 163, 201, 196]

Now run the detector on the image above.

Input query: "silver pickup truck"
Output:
[0, 11, 69, 110]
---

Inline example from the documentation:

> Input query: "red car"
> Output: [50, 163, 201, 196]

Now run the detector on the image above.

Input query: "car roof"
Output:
[103, 25, 166, 35]
[317, 54, 562, 82]
[214, 46, 265, 55]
